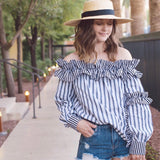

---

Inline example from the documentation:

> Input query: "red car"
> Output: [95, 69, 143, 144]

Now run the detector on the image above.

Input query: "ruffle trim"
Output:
[124, 107, 134, 147]
[125, 92, 153, 106]
[124, 92, 153, 147]
[54, 58, 143, 81]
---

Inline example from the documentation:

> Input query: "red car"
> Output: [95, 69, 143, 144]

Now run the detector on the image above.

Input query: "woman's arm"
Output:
[54, 80, 81, 130]
[124, 76, 153, 155]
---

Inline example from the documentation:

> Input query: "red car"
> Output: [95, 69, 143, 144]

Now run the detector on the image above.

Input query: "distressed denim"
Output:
[76, 124, 129, 160]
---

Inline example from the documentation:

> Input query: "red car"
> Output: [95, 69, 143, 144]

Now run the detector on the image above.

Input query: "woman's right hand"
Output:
[77, 119, 97, 137]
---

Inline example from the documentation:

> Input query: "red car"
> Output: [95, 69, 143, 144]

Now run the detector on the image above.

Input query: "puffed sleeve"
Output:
[54, 80, 82, 130]
[124, 76, 153, 155]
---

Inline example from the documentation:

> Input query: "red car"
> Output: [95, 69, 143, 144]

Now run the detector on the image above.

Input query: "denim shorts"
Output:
[76, 124, 129, 160]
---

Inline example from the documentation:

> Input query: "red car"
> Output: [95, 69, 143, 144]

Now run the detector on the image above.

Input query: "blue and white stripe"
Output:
[54, 58, 153, 155]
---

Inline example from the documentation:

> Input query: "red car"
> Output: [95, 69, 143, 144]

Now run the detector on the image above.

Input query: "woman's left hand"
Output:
[129, 154, 146, 160]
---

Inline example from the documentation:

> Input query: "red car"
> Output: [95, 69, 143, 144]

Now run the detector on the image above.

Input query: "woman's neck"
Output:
[95, 42, 106, 54]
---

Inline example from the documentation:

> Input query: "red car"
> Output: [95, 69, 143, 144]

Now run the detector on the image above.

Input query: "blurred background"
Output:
[0, 1, 160, 159]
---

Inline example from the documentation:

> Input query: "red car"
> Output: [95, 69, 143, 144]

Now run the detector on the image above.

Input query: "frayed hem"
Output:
[76, 153, 129, 160]
[75, 153, 109, 160]
[113, 154, 129, 159]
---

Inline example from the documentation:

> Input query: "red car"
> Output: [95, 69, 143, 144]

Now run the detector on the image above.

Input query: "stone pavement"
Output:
[0, 76, 80, 160]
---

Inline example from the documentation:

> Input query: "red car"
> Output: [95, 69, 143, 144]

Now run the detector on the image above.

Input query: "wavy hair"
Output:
[74, 19, 121, 63]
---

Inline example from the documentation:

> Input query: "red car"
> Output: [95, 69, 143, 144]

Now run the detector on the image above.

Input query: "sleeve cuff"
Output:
[67, 115, 82, 131]
[129, 140, 146, 155]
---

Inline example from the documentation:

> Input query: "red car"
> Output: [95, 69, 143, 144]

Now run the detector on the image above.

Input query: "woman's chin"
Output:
[97, 38, 108, 43]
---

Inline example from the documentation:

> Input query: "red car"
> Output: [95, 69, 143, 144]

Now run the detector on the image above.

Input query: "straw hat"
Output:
[64, 0, 133, 26]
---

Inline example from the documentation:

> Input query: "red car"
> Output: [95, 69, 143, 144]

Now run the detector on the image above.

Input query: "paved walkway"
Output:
[0, 76, 80, 160]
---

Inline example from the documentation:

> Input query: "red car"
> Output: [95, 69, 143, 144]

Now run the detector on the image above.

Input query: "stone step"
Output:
[0, 97, 16, 112]
[0, 97, 16, 121]
[6, 102, 30, 121]
[0, 97, 30, 121]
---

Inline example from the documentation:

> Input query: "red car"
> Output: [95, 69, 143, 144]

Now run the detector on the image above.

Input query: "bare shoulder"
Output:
[117, 47, 132, 60]
[63, 52, 80, 62]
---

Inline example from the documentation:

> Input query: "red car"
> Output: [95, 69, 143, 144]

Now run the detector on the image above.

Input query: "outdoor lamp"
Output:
[24, 91, 30, 102]
[36, 77, 39, 82]
[43, 73, 46, 82]
[0, 112, 2, 132]
[51, 65, 55, 69]
[0, 112, 7, 136]
[51, 65, 56, 72]
[48, 67, 51, 76]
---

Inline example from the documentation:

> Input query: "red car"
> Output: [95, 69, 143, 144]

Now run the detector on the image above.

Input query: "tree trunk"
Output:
[0, 0, 38, 96]
[27, 26, 38, 82]
[51, 39, 54, 62]
[15, 13, 23, 93]
[149, 0, 160, 32]
[111, 0, 122, 37]
[0, 61, 3, 98]
[48, 38, 52, 60]
[1, 48, 15, 96]
[130, 0, 145, 35]
[30, 44, 37, 82]
[0, 4, 15, 97]
[40, 32, 45, 61]
[17, 34, 23, 93]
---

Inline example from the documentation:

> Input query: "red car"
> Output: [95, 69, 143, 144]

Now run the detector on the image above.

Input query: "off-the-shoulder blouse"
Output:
[54, 58, 153, 155]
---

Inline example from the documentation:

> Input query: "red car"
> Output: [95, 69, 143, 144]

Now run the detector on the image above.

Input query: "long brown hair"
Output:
[74, 19, 121, 62]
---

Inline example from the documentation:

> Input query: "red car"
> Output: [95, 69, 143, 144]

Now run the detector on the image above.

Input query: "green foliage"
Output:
[1, 0, 86, 85]
[0, 64, 7, 90]
[122, 0, 130, 8]
[1, 0, 86, 48]
[23, 0, 85, 44]
[35, 39, 48, 60]
[54, 0, 85, 43]
[22, 39, 31, 61]
[1, 0, 32, 41]
[146, 142, 160, 160]
[37, 58, 52, 75]
[11, 61, 31, 81]
[52, 51, 61, 65]
[0, 52, 6, 90]
[23, 38, 48, 62]
[11, 58, 53, 82]
[24, 0, 60, 39]
[11, 63, 18, 80]
[147, 9, 150, 27]
[2, 10, 15, 41]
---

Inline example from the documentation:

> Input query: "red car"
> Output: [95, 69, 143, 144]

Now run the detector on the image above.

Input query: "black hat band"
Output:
[81, 9, 115, 18]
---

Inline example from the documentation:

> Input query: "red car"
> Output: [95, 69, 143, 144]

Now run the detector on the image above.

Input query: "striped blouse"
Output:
[54, 58, 153, 155]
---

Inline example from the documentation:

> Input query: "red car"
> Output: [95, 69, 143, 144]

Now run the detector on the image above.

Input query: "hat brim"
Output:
[64, 15, 133, 26]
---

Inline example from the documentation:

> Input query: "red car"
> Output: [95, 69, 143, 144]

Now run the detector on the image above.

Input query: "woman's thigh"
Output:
[112, 157, 129, 160]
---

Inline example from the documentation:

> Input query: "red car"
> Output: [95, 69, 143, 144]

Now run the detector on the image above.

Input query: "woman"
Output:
[54, 0, 153, 159]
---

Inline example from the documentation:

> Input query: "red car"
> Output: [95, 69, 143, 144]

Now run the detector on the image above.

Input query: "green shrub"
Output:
[11, 64, 18, 80]
[146, 142, 160, 160]
[52, 53, 60, 65]
[11, 60, 32, 81]
[11, 59, 53, 82]
[0, 64, 7, 90]
[37, 58, 52, 76]
[22, 40, 31, 61]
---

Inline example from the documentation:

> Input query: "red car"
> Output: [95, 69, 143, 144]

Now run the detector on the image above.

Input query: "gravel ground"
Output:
[149, 106, 160, 154]
[0, 120, 19, 147]
[0, 75, 51, 147]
